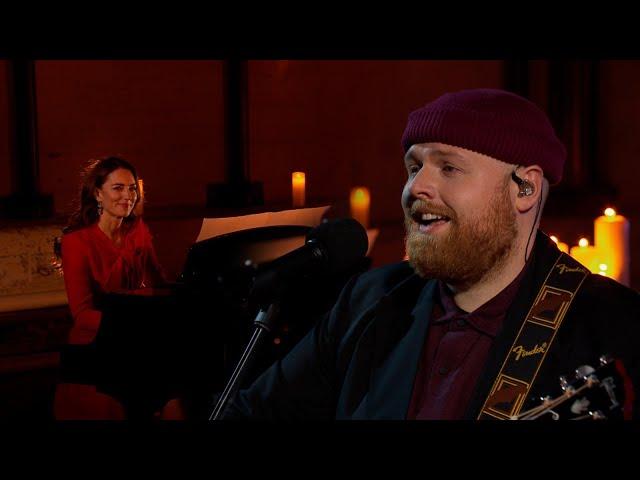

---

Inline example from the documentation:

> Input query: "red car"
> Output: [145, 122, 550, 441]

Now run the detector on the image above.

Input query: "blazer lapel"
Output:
[364, 278, 437, 419]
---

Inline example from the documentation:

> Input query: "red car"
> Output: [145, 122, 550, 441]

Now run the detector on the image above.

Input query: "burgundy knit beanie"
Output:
[401, 89, 566, 185]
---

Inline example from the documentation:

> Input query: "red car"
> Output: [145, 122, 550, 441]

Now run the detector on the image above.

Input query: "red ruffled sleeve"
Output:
[61, 232, 102, 344]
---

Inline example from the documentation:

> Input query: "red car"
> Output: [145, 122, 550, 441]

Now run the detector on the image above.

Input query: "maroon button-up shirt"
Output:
[406, 268, 526, 419]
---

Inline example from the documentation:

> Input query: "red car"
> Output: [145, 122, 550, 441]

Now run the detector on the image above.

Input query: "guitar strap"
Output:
[477, 252, 590, 420]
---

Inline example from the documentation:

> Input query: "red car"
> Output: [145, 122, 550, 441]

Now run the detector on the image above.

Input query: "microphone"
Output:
[250, 218, 369, 306]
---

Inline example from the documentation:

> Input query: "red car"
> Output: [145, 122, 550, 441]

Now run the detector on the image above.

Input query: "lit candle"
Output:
[549, 235, 569, 253]
[569, 238, 603, 273]
[134, 178, 144, 215]
[291, 172, 305, 207]
[350, 187, 370, 228]
[594, 207, 630, 286]
[598, 263, 609, 277]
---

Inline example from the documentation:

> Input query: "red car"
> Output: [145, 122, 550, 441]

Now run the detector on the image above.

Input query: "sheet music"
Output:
[195, 206, 331, 243]
[195, 206, 378, 262]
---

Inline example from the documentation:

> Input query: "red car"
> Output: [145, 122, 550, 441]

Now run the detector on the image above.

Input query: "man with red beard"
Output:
[218, 89, 640, 420]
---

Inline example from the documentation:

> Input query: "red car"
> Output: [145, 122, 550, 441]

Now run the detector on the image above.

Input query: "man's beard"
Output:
[404, 180, 518, 290]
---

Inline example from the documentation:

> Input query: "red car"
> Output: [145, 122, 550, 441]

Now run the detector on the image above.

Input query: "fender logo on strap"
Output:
[556, 263, 588, 275]
[512, 342, 547, 361]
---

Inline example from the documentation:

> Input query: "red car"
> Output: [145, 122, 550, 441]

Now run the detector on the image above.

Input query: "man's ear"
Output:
[514, 165, 543, 214]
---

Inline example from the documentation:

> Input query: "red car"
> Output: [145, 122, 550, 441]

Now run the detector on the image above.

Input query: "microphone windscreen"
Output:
[307, 218, 369, 274]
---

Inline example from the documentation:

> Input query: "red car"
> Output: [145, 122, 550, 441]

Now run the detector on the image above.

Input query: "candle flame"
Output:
[578, 238, 589, 248]
[604, 207, 616, 217]
[550, 235, 559, 244]
[599, 263, 608, 271]
[353, 188, 367, 201]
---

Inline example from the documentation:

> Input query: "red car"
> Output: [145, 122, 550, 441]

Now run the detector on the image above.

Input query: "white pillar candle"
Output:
[350, 187, 370, 228]
[292, 172, 306, 207]
[594, 208, 630, 286]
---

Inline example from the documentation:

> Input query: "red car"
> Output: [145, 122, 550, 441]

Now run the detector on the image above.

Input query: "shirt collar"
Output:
[435, 265, 528, 337]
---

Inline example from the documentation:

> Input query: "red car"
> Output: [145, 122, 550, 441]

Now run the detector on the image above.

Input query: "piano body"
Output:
[59, 225, 370, 419]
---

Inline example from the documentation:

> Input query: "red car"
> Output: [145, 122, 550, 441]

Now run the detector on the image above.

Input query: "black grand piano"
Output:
[59, 224, 370, 420]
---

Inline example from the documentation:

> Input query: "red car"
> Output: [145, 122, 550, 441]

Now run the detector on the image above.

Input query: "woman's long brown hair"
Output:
[65, 156, 140, 234]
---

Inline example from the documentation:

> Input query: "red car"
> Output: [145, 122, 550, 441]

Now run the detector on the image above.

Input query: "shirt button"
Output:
[438, 367, 449, 375]
[456, 319, 465, 327]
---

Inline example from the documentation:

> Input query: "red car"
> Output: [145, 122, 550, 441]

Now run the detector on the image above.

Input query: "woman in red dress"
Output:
[54, 156, 182, 420]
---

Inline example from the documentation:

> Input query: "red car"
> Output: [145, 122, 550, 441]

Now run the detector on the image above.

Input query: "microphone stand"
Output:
[209, 302, 279, 420]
